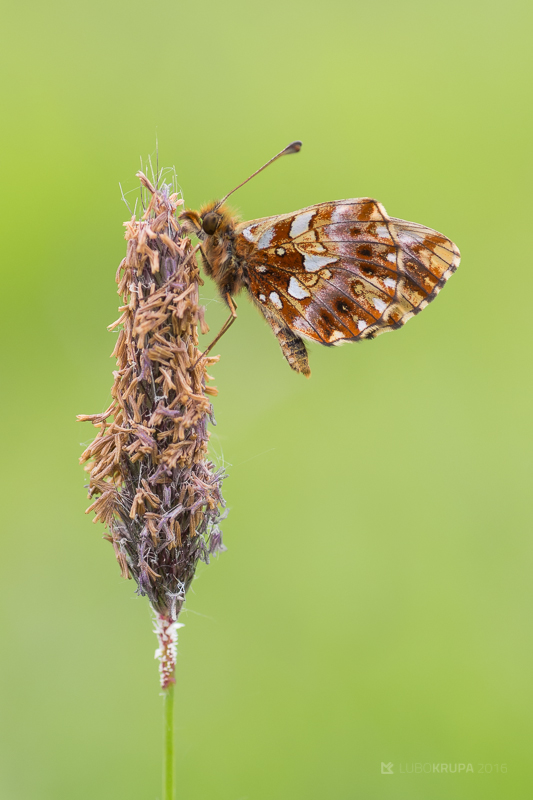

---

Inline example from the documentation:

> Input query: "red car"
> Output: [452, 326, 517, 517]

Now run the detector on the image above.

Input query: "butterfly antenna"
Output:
[215, 140, 302, 208]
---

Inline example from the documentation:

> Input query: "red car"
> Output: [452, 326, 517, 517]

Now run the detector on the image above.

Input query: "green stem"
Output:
[163, 683, 175, 800]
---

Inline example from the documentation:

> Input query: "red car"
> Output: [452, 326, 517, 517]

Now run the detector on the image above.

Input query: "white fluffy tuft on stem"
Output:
[154, 613, 184, 690]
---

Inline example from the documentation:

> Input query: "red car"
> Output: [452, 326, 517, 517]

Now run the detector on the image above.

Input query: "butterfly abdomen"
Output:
[256, 302, 311, 377]
[277, 328, 310, 377]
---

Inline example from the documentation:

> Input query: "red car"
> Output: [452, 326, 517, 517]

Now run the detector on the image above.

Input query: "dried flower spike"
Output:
[78, 173, 226, 665]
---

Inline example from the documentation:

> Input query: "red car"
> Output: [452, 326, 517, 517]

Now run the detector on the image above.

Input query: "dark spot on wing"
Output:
[336, 299, 350, 314]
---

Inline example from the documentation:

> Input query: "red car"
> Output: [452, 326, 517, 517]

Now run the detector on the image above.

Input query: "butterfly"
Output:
[180, 142, 460, 377]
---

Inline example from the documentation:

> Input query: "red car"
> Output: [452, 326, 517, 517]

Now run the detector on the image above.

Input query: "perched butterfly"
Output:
[180, 142, 460, 377]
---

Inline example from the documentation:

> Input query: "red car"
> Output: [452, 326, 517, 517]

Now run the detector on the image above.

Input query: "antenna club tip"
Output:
[285, 141, 302, 154]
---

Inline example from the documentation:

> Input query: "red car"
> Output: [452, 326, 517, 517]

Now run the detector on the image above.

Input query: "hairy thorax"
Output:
[180, 202, 247, 299]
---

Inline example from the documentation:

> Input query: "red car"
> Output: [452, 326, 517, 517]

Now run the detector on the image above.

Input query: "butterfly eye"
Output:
[202, 213, 220, 235]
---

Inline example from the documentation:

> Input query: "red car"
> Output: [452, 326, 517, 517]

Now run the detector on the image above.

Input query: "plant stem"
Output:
[163, 682, 175, 800]
[155, 613, 179, 800]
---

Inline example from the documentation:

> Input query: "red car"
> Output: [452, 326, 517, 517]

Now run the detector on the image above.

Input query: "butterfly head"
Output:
[201, 211, 220, 236]
[179, 202, 239, 241]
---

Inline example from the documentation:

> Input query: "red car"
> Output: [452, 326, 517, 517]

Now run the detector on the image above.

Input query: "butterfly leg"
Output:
[192, 293, 237, 368]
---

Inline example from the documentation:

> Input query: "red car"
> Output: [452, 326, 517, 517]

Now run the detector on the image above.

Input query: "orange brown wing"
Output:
[234, 198, 460, 346]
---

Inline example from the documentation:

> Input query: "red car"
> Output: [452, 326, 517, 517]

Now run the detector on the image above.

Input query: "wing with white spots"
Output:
[235, 199, 460, 346]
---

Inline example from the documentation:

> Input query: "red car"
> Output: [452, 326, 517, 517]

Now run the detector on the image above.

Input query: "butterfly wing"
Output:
[234, 198, 460, 348]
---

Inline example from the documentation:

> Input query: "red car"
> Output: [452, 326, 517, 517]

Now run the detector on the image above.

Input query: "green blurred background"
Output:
[1, 0, 532, 797]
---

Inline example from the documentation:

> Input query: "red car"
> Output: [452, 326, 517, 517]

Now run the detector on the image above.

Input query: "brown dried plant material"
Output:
[78, 173, 226, 636]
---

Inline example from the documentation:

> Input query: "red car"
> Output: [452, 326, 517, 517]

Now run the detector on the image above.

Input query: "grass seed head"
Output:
[78, 172, 226, 622]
